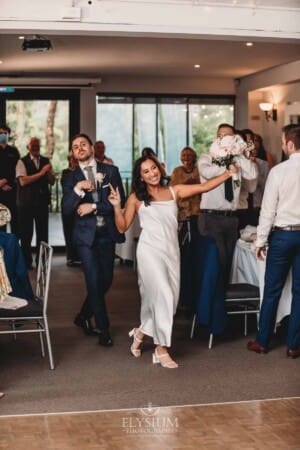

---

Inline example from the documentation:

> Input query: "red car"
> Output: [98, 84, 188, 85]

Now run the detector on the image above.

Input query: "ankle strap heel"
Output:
[129, 328, 143, 358]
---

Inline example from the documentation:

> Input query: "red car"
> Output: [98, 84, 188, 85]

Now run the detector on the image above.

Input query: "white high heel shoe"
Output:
[128, 328, 143, 358]
[152, 350, 178, 368]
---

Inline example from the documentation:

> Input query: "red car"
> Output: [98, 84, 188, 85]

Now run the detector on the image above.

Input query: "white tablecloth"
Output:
[230, 239, 292, 323]
[115, 215, 141, 262]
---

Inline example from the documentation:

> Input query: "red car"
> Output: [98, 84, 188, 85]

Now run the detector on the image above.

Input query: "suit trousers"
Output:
[76, 231, 115, 331]
[198, 213, 239, 285]
[257, 229, 300, 350]
[18, 203, 49, 267]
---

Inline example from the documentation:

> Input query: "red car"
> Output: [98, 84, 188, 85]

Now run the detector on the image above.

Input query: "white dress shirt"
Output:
[198, 153, 258, 211]
[256, 153, 300, 247]
[16, 154, 40, 177]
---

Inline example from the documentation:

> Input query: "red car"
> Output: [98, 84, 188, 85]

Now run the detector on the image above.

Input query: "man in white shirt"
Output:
[198, 123, 257, 283]
[248, 125, 300, 358]
[16, 137, 55, 269]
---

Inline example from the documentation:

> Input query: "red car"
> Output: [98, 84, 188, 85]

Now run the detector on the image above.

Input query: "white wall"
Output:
[248, 82, 300, 162]
[236, 60, 300, 162]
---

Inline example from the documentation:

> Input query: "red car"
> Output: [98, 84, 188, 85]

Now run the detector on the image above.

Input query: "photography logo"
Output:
[121, 402, 179, 435]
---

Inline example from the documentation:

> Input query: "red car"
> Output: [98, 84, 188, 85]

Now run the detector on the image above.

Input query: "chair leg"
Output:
[37, 322, 45, 358]
[244, 307, 248, 336]
[43, 317, 55, 370]
[190, 314, 196, 339]
[208, 333, 213, 349]
[11, 320, 17, 341]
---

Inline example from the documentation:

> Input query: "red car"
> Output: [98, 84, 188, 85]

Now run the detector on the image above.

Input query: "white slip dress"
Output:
[136, 186, 180, 347]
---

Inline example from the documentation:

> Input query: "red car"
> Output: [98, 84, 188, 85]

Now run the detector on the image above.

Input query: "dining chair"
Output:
[0, 241, 55, 369]
[190, 282, 260, 349]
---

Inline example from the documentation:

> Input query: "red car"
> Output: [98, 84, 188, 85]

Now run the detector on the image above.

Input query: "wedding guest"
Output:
[0, 123, 20, 235]
[61, 152, 81, 267]
[170, 147, 201, 309]
[108, 154, 236, 368]
[94, 140, 114, 165]
[198, 124, 257, 283]
[235, 131, 257, 230]
[62, 133, 125, 346]
[247, 135, 270, 226]
[248, 126, 300, 358]
[170, 146, 201, 226]
[242, 128, 274, 168]
[16, 137, 55, 269]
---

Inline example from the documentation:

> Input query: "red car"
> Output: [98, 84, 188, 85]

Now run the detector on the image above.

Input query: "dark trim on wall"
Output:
[0, 88, 80, 146]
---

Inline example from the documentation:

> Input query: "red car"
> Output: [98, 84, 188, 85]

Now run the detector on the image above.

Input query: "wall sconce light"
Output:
[259, 102, 277, 121]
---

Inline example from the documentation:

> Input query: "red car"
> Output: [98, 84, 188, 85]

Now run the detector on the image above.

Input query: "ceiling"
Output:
[0, 33, 300, 83]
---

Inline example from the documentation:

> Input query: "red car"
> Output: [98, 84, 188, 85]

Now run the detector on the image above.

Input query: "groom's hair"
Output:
[132, 154, 165, 206]
[71, 133, 93, 147]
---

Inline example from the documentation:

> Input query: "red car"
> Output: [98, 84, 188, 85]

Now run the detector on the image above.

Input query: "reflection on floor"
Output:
[0, 398, 299, 449]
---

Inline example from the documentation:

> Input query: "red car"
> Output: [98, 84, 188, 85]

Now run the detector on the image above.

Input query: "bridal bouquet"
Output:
[210, 134, 248, 188]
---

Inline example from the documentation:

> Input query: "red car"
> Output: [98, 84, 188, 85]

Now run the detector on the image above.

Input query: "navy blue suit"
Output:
[62, 162, 125, 331]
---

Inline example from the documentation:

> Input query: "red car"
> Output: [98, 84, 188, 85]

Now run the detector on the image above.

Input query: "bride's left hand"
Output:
[108, 183, 121, 207]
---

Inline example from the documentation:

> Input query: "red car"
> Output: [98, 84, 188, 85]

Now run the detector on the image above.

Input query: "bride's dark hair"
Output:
[132, 155, 165, 206]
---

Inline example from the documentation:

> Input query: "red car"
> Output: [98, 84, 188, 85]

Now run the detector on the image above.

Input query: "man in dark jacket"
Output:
[0, 124, 20, 235]
[62, 133, 125, 347]
[16, 137, 55, 269]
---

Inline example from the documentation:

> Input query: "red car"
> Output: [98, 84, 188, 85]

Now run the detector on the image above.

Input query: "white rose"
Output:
[95, 172, 106, 184]
[210, 140, 228, 158]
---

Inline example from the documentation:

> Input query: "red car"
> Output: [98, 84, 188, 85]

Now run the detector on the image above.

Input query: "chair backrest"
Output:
[35, 241, 53, 314]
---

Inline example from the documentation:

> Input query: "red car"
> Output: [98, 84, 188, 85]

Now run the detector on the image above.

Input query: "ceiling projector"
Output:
[22, 37, 52, 52]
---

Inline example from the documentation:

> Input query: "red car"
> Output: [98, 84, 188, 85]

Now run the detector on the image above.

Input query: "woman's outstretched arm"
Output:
[174, 167, 235, 200]
[108, 184, 137, 233]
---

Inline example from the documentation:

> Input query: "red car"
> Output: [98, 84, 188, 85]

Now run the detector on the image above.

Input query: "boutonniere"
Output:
[95, 172, 106, 186]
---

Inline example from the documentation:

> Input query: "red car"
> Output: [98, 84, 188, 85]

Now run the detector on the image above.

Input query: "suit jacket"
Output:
[61, 162, 126, 246]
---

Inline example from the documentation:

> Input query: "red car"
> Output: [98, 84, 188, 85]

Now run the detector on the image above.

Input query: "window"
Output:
[96, 94, 234, 179]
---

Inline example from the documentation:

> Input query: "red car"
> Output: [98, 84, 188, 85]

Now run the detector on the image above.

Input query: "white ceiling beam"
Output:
[0, 0, 299, 41]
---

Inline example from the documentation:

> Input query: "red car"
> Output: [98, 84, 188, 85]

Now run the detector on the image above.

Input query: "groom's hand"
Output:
[76, 180, 94, 192]
[77, 203, 95, 217]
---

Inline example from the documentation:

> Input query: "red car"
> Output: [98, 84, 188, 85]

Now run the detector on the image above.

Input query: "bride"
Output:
[109, 154, 236, 368]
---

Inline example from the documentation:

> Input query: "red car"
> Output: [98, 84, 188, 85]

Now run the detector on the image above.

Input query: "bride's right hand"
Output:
[108, 183, 121, 207]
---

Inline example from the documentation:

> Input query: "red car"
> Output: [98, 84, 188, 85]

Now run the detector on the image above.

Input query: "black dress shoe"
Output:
[98, 330, 113, 347]
[67, 260, 82, 267]
[74, 315, 98, 336]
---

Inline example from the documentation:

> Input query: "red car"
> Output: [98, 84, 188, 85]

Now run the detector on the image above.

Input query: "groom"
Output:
[62, 133, 125, 346]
